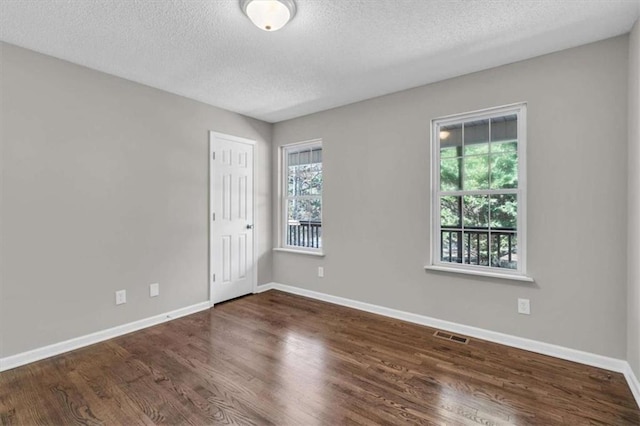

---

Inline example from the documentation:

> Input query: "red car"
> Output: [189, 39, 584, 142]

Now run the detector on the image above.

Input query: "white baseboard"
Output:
[4, 283, 639, 408]
[624, 364, 640, 405]
[257, 282, 640, 407]
[0, 301, 210, 372]
[254, 282, 277, 293]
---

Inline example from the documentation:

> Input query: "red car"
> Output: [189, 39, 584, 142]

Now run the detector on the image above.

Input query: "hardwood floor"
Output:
[1, 290, 638, 425]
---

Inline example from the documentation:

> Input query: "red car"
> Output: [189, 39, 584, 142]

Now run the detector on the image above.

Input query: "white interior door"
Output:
[210, 132, 256, 305]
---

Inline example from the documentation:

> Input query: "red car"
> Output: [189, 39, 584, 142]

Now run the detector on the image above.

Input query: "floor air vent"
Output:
[433, 330, 469, 344]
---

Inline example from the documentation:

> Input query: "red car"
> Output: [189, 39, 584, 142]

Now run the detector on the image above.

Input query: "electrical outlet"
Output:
[318, 266, 324, 278]
[150, 283, 159, 297]
[115, 290, 127, 305]
[518, 298, 530, 315]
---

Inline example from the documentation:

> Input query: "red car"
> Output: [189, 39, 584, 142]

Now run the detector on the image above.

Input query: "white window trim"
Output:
[273, 247, 325, 257]
[427, 103, 532, 281]
[278, 139, 324, 255]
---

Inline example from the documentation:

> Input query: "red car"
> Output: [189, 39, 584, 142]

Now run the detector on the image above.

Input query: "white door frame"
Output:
[209, 131, 258, 307]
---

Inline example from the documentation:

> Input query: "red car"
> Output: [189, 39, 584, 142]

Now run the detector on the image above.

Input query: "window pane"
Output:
[491, 114, 517, 142]
[490, 152, 518, 189]
[463, 195, 489, 228]
[441, 196, 461, 227]
[463, 231, 489, 266]
[287, 148, 322, 196]
[440, 147, 459, 158]
[464, 119, 489, 155]
[288, 147, 322, 165]
[490, 194, 517, 229]
[287, 153, 299, 196]
[491, 141, 517, 153]
[440, 158, 461, 191]
[491, 233, 517, 269]
[463, 155, 489, 190]
[440, 123, 462, 158]
[441, 230, 463, 263]
[295, 162, 323, 196]
[309, 198, 322, 222]
[464, 143, 489, 156]
[287, 198, 322, 248]
[287, 198, 322, 222]
[288, 198, 310, 222]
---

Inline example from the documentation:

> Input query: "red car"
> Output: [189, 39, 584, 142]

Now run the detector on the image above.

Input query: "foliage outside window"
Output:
[431, 104, 527, 276]
[282, 140, 323, 251]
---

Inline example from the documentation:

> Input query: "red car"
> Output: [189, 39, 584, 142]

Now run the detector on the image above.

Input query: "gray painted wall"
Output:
[0, 42, 272, 358]
[272, 36, 629, 359]
[628, 19, 640, 377]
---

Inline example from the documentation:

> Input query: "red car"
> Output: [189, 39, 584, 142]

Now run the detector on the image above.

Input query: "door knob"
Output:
[246, 224, 254, 229]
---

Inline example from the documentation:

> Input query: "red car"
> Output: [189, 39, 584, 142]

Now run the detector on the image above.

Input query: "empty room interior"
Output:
[2, 0, 640, 424]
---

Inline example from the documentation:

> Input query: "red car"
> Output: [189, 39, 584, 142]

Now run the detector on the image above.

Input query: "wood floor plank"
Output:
[1, 290, 638, 425]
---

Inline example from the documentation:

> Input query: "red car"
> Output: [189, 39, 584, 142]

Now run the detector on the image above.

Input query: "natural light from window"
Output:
[281, 140, 323, 253]
[430, 104, 528, 279]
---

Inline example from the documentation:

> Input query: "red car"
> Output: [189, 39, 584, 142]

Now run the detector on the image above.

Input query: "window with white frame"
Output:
[281, 140, 322, 251]
[431, 103, 527, 276]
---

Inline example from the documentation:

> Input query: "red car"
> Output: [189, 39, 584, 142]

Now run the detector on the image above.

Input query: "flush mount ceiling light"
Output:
[240, 0, 296, 32]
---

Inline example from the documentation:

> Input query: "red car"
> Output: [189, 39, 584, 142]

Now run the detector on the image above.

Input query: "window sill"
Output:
[273, 248, 325, 257]
[424, 265, 534, 282]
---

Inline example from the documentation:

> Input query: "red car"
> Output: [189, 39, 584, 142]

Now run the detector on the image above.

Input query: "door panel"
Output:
[210, 132, 255, 304]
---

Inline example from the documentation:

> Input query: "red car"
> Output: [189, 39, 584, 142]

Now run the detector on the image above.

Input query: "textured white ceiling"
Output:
[1, 0, 639, 123]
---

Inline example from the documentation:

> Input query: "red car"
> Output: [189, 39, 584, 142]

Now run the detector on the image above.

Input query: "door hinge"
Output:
[212, 152, 216, 160]
[212, 273, 216, 282]
[212, 212, 216, 221]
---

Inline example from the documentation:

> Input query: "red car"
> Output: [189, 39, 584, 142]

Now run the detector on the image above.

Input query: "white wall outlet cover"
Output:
[150, 283, 160, 297]
[115, 290, 127, 305]
[318, 266, 324, 278]
[518, 298, 530, 315]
